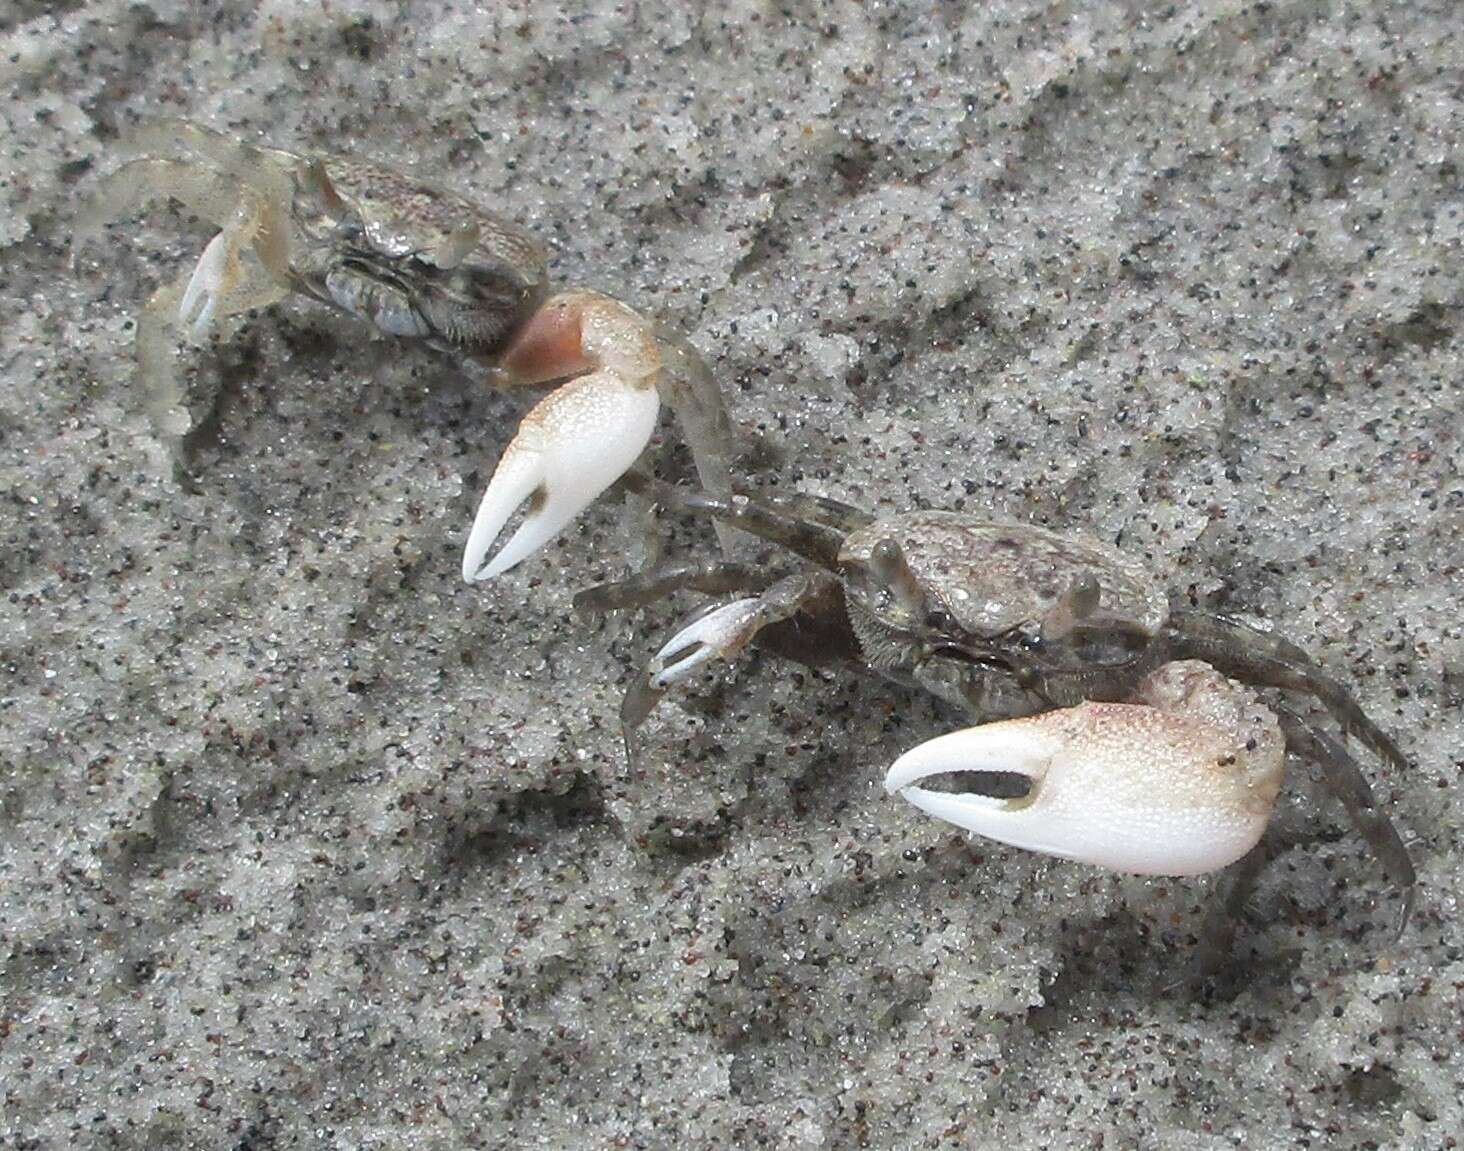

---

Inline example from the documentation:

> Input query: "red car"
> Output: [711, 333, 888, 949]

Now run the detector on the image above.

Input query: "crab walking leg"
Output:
[654, 327, 740, 555]
[1272, 703, 1416, 931]
[885, 662, 1286, 876]
[1166, 609, 1408, 772]
[137, 228, 290, 438]
[463, 292, 664, 581]
[573, 559, 776, 614]
[134, 280, 195, 439]
[751, 486, 876, 535]
[78, 135, 297, 440]
[73, 158, 237, 269]
[1180, 841, 1276, 986]
[77, 132, 296, 285]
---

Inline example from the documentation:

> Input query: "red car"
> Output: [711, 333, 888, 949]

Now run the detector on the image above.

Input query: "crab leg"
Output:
[463, 291, 662, 581]
[573, 559, 772, 614]
[1166, 609, 1408, 772]
[884, 662, 1286, 876]
[1272, 702, 1416, 931]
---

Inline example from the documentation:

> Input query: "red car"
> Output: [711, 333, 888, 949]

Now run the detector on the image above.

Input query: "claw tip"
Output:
[460, 371, 661, 582]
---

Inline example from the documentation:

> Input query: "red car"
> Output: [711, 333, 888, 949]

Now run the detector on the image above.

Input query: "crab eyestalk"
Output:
[869, 537, 927, 621]
[462, 291, 663, 581]
[1039, 572, 1101, 644]
[430, 221, 482, 270]
[884, 662, 1286, 876]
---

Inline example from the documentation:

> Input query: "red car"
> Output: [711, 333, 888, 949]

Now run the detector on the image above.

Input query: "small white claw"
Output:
[462, 370, 660, 581]
[178, 230, 231, 342]
[885, 692, 1284, 876]
[649, 598, 764, 688]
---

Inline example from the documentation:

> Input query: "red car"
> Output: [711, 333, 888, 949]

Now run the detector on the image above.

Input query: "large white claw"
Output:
[463, 371, 660, 580]
[463, 291, 666, 581]
[885, 680, 1285, 875]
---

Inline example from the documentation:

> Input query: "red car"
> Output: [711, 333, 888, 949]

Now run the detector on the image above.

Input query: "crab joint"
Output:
[463, 292, 662, 581]
[885, 671, 1285, 875]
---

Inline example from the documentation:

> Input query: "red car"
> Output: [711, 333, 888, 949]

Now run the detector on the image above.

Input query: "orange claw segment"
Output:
[497, 292, 595, 388]
[463, 291, 665, 581]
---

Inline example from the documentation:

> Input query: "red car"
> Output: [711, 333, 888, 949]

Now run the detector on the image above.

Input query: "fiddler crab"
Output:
[84, 123, 1414, 940]
[78, 120, 736, 578]
[567, 478, 1415, 932]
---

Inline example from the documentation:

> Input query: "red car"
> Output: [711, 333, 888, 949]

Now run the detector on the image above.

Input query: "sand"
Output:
[2, 1, 1460, 1147]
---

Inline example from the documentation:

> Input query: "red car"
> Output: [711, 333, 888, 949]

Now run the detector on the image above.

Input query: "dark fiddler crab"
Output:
[573, 480, 1415, 929]
[78, 120, 735, 577]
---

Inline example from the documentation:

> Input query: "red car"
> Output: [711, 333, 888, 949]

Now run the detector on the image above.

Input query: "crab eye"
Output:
[1038, 572, 1102, 645]
[432, 221, 482, 271]
[869, 537, 928, 621]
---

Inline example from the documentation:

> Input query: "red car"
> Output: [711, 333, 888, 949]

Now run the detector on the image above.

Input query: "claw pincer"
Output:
[461, 292, 663, 581]
[884, 663, 1285, 875]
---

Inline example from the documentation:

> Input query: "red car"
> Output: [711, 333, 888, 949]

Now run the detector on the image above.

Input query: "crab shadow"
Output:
[1030, 901, 1307, 1021]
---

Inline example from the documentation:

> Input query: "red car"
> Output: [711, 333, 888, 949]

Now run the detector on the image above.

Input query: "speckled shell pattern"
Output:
[308, 155, 546, 281]
[839, 512, 1169, 641]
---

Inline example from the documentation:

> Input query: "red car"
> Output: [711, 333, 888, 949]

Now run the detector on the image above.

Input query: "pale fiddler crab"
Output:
[78, 120, 735, 578]
[574, 479, 1415, 932]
